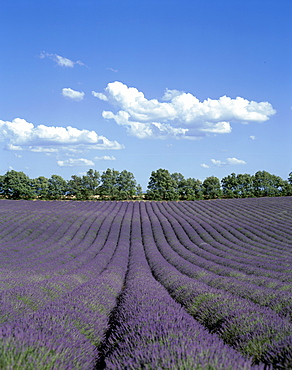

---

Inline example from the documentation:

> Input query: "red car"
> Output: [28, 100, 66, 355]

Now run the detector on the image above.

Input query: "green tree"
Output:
[221, 173, 239, 198]
[281, 180, 292, 196]
[170, 172, 187, 200]
[67, 169, 100, 200]
[99, 168, 120, 200]
[282, 172, 292, 195]
[67, 175, 86, 200]
[236, 173, 254, 198]
[82, 169, 100, 196]
[221, 173, 254, 198]
[146, 169, 179, 200]
[47, 175, 67, 200]
[178, 177, 203, 200]
[136, 184, 143, 199]
[2, 170, 34, 199]
[0, 174, 4, 197]
[253, 170, 284, 197]
[171, 172, 185, 186]
[202, 176, 222, 199]
[32, 176, 49, 199]
[116, 170, 138, 200]
[288, 172, 292, 186]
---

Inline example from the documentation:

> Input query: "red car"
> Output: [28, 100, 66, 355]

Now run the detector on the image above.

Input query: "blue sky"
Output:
[0, 0, 291, 190]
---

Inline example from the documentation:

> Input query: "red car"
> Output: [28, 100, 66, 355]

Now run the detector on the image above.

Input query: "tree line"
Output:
[0, 168, 291, 201]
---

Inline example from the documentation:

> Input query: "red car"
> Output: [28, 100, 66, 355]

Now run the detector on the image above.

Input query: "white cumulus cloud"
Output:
[40, 52, 85, 68]
[57, 158, 95, 167]
[208, 157, 247, 167]
[92, 91, 108, 101]
[102, 110, 188, 139]
[94, 155, 116, 161]
[93, 81, 276, 140]
[250, 135, 256, 140]
[225, 157, 247, 165]
[0, 118, 124, 154]
[62, 88, 85, 101]
[211, 159, 225, 166]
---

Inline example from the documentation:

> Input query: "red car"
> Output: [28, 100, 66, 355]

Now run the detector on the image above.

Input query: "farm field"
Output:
[0, 197, 291, 369]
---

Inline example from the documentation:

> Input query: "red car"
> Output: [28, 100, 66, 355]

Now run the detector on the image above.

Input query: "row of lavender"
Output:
[0, 197, 291, 368]
[141, 199, 292, 367]
[96, 202, 262, 369]
[0, 200, 131, 368]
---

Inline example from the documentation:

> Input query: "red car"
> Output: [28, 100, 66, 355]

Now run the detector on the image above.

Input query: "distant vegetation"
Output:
[0, 168, 291, 201]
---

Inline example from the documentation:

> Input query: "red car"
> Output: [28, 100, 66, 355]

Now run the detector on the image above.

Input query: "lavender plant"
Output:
[0, 197, 291, 369]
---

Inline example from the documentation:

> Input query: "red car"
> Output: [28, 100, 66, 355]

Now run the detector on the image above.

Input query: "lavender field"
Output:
[0, 197, 291, 369]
